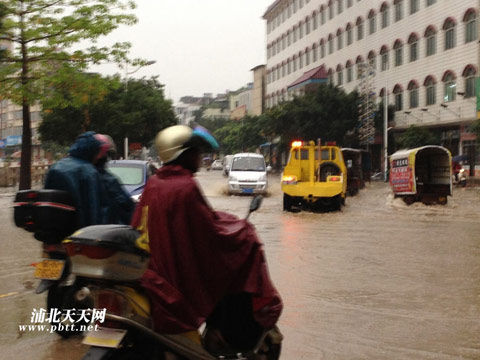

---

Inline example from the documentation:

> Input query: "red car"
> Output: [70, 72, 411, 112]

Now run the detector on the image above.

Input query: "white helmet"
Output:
[155, 125, 219, 163]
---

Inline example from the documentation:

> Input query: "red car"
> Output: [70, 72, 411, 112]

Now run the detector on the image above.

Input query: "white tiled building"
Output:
[263, 0, 479, 157]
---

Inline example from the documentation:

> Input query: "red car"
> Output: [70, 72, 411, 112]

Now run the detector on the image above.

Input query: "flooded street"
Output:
[1, 170, 480, 359]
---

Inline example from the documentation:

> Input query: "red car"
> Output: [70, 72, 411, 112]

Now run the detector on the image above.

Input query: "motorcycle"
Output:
[62, 195, 281, 360]
[14, 189, 88, 338]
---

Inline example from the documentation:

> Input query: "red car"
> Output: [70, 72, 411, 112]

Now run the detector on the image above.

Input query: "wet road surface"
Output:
[1, 170, 480, 359]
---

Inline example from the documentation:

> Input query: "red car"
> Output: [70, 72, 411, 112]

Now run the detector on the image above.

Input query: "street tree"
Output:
[262, 84, 360, 148]
[396, 125, 440, 149]
[0, 0, 143, 189]
[39, 76, 177, 155]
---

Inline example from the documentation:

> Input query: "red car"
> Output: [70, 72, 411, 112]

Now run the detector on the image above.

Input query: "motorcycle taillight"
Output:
[95, 290, 129, 328]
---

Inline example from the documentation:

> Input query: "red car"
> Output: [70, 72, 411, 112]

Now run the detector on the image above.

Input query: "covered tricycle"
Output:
[389, 145, 452, 205]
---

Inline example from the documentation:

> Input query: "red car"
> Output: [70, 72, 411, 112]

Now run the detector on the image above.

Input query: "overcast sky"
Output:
[93, 0, 273, 103]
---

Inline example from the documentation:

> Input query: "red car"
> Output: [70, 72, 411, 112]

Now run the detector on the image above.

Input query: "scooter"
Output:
[14, 189, 86, 338]
[63, 196, 281, 360]
[453, 168, 467, 187]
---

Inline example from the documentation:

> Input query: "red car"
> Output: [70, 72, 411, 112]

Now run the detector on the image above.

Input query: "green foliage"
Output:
[213, 116, 267, 154]
[374, 102, 396, 131]
[397, 125, 440, 149]
[262, 84, 360, 148]
[39, 76, 177, 154]
[41, 141, 69, 160]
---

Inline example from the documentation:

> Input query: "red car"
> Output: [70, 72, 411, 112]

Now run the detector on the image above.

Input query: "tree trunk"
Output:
[19, 11, 31, 190]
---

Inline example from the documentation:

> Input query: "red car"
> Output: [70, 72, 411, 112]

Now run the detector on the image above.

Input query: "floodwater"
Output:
[0, 170, 479, 359]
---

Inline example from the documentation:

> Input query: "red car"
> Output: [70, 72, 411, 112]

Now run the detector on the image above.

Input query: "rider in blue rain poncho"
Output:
[44, 131, 105, 229]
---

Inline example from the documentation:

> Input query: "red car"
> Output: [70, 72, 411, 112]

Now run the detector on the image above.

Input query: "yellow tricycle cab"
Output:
[281, 141, 347, 210]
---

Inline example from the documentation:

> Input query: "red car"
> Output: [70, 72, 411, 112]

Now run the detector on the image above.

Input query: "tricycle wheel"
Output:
[403, 196, 415, 205]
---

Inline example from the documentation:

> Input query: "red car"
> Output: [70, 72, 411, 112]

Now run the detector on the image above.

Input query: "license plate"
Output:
[34, 259, 65, 280]
[242, 188, 253, 194]
[83, 327, 127, 348]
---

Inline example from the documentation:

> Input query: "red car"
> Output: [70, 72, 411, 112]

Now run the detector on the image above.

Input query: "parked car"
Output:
[211, 159, 223, 170]
[228, 153, 270, 195]
[107, 160, 154, 202]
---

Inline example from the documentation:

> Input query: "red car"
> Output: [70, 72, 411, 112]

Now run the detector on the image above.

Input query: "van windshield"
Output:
[231, 157, 265, 171]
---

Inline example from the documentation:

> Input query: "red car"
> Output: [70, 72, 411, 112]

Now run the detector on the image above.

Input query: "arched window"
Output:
[393, 40, 403, 67]
[299, 51, 304, 69]
[408, 80, 419, 108]
[424, 75, 437, 105]
[368, 10, 376, 35]
[368, 50, 376, 70]
[346, 23, 353, 45]
[320, 5, 326, 25]
[356, 56, 364, 79]
[299, 21, 304, 39]
[320, 39, 326, 58]
[337, 0, 344, 14]
[346, 60, 353, 82]
[426, 0, 436, 7]
[306, 16, 311, 35]
[337, 64, 344, 85]
[328, 68, 334, 85]
[410, 0, 419, 15]
[380, 2, 389, 29]
[293, 55, 298, 72]
[463, 64, 477, 98]
[312, 43, 318, 63]
[337, 28, 344, 50]
[328, 0, 334, 20]
[287, 58, 292, 75]
[356, 17, 364, 40]
[305, 47, 311, 66]
[394, 0, 404, 22]
[328, 33, 334, 54]
[393, 84, 403, 111]
[442, 71, 456, 102]
[408, 32, 419, 62]
[380, 45, 389, 71]
[425, 25, 437, 56]
[312, 11, 318, 30]
[464, 9, 478, 43]
[287, 30, 292, 46]
[443, 17, 456, 50]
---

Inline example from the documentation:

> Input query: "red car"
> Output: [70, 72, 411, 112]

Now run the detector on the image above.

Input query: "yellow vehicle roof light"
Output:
[291, 141, 303, 148]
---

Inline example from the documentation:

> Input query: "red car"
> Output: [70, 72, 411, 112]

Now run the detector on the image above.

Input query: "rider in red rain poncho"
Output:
[131, 125, 282, 348]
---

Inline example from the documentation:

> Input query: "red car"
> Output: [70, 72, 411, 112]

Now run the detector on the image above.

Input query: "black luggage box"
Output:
[14, 189, 77, 242]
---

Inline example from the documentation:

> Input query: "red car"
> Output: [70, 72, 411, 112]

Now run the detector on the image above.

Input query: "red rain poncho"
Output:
[131, 165, 282, 334]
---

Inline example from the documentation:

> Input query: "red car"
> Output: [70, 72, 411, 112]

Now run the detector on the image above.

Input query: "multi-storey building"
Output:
[263, 0, 478, 161]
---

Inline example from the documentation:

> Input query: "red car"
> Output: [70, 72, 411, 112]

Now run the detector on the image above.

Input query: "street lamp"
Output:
[122, 60, 156, 159]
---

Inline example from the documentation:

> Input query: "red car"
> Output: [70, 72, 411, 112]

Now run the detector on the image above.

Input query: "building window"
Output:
[346, 64, 353, 82]
[368, 13, 376, 35]
[464, 66, 477, 98]
[347, 26, 353, 45]
[287, 61, 291, 74]
[299, 53, 304, 68]
[465, 11, 477, 43]
[408, 34, 418, 62]
[381, 49, 389, 71]
[329, 4, 334, 19]
[394, 89, 403, 111]
[347, 0, 353, 7]
[328, 37, 334, 54]
[410, 0, 419, 14]
[425, 77, 436, 105]
[408, 82, 419, 108]
[313, 13, 318, 30]
[426, 0, 436, 6]
[425, 27, 436, 56]
[395, 1, 403, 22]
[337, 31, 343, 50]
[299, 22, 304, 38]
[337, 0, 343, 14]
[320, 43, 325, 58]
[313, 46, 318, 62]
[306, 18, 311, 35]
[381, 5, 389, 28]
[394, 42, 403, 67]
[306, 49, 310, 66]
[357, 20, 364, 40]
[444, 20, 456, 50]
[356, 62, 364, 79]
[368, 52, 376, 70]
[337, 69, 343, 85]
[320, 9, 326, 24]
[443, 73, 456, 102]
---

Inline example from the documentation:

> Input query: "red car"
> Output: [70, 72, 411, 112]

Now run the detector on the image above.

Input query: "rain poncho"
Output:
[44, 132, 104, 229]
[131, 165, 282, 334]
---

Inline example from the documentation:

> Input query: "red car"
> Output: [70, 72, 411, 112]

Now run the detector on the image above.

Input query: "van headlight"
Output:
[131, 194, 141, 202]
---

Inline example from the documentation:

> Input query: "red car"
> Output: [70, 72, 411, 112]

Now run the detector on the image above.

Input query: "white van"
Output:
[228, 153, 270, 195]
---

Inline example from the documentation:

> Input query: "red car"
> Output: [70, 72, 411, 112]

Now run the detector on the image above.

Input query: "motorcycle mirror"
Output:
[249, 195, 263, 214]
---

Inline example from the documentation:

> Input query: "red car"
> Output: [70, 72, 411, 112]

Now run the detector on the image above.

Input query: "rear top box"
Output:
[14, 189, 77, 242]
